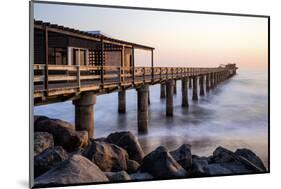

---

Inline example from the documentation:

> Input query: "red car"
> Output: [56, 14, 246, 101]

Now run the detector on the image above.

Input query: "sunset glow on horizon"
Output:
[34, 3, 268, 71]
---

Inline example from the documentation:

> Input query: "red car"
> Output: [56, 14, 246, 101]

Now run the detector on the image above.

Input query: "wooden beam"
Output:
[44, 26, 49, 94]
[34, 25, 154, 50]
[101, 38, 104, 87]
[151, 49, 154, 81]
[132, 47, 135, 84]
[121, 46, 125, 82]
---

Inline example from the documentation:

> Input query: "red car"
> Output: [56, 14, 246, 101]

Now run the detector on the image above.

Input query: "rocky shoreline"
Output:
[33, 116, 267, 187]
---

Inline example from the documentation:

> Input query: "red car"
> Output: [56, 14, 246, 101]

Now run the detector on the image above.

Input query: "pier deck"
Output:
[33, 64, 237, 105]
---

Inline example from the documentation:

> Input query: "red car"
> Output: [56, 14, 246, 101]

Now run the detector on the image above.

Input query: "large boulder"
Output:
[106, 131, 144, 163]
[170, 144, 192, 171]
[130, 172, 154, 181]
[212, 146, 236, 163]
[83, 140, 128, 172]
[34, 118, 82, 152]
[191, 157, 209, 176]
[105, 171, 131, 182]
[34, 146, 68, 177]
[215, 162, 252, 174]
[235, 148, 266, 171]
[140, 146, 187, 179]
[76, 131, 89, 148]
[34, 132, 54, 156]
[34, 115, 50, 127]
[34, 155, 109, 187]
[127, 159, 140, 174]
[206, 163, 233, 175]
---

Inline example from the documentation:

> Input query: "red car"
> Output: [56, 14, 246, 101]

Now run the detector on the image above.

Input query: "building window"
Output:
[48, 48, 67, 65]
[72, 48, 88, 65]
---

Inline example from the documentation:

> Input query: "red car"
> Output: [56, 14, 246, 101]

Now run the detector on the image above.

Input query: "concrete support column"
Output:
[160, 83, 166, 99]
[199, 75, 205, 96]
[166, 80, 174, 116]
[73, 92, 96, 138]
[173, 80, 177, 95]
[192, 76, 198, 101]
[118, 90, 126, 113]
[213, 73, 217, 87]
[182, 78, 189, 107]
[209, 73, 213, 89]
[137, 85, 149, 134]
[148, 87, 151, 106]
[189, 77, 192, 88]
[206, 74, 210, 92]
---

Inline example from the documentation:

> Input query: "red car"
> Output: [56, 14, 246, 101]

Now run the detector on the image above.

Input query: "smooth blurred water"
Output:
[34, 70, 268, 168]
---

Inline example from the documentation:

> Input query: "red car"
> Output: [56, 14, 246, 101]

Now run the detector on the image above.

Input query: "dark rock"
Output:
[191, 158, 209, 176]
[212, 146, 236, 163]
[140, 146, 187, 179]
[216, 162, 252, 174]
[130, 172, 154, 180]
[68, 147, 85, 156]
[34, 115, 50, 127]
[94, 137, 107, 142]
[212, 147, 266, 173]
[76, 131, 88, 148]
[34, 146, 68, 177]
[206, 163, 233, 175]
[170, 144, 192, 171]
[105, 171, 131, 182]
[34, 118, 82, 152]
[83, 140, 128, 172]
[127, 159, 140, 174]
[34, 132, 54, 156]
[235, 148, 266, 171]
[34, 155, 108, 187]
[106, 131, 144, 163]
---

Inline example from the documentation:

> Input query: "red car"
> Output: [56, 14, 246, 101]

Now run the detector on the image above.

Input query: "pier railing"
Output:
[33, 64, 234, 99]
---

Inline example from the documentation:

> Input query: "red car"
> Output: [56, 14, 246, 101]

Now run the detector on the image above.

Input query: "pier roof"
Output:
[34, 20, 154, 50]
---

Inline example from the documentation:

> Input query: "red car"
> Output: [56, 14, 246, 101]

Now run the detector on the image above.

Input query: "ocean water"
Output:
[34, 70, 269, 168]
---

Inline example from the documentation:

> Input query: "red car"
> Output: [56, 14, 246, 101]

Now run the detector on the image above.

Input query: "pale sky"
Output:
[33, 3, 268, 71]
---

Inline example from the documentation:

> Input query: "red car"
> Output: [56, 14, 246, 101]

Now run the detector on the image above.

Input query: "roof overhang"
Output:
[34, 20, 155, 51]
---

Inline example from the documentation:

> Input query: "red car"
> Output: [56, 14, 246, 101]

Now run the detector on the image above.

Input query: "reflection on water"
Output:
[34, 70, 268, 168]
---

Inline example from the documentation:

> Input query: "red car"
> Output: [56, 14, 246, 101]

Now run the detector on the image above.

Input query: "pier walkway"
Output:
[33, 20, 238, 138]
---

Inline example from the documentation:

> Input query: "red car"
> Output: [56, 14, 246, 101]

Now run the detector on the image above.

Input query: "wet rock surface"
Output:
[34, 146, 68, 178]
[33, 116, 267, 186]
[106, 131, 144, 163]
[83, 140, 128, 172]
[34, 132, 54, 156]
[34, 117, 82, 152]
[105, 171, 131, 182]
[140, 146, 187, 179]
[34, 155, 109, 187]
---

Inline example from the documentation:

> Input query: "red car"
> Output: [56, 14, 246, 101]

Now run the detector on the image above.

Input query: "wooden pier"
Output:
[33, 20, 238, 138]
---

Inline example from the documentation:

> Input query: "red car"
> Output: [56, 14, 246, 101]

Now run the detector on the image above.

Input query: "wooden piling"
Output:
[174, 80, 177, 95]
[189, 77, 192, 88]
[192, 76, 198, 101]
[199, 75, 205, 96]
[118, 90, 126, 113]
[148, 86, 151, 105]
[160, 83, 166, 98]
[166, 80, 174, 116]
[182, 78, 189, 107]
[206, 74, 210, 92]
